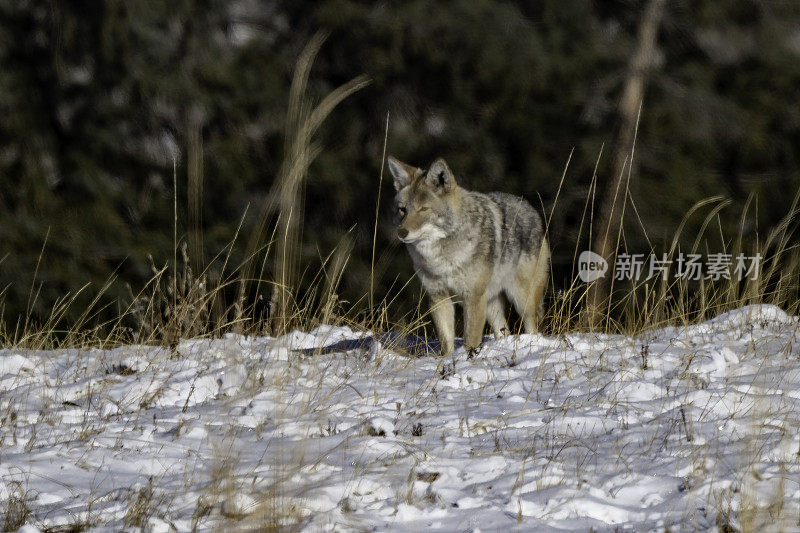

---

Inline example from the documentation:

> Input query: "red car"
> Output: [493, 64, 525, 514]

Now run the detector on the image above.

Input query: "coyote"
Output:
[388, 156, 550, 355]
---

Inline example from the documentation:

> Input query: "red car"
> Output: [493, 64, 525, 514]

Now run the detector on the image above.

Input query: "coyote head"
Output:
[387, 156, 457, 244]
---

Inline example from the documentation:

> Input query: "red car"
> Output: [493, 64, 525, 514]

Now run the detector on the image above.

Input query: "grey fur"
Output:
[388, 156, 550, 355]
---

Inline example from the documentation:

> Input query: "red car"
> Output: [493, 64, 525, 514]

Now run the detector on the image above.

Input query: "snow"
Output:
[1, 304, 799, 531]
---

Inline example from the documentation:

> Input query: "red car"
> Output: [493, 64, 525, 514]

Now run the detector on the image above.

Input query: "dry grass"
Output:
[543, 161, 800, 336]
[1, 33, 798, 532]
[2, 482, 32, 532]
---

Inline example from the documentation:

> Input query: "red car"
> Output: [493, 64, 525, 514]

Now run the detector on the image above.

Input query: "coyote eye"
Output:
[418, 206, 430, 212]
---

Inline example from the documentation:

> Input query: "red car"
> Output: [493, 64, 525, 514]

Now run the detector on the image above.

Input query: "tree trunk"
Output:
[585, 0, 666, 329]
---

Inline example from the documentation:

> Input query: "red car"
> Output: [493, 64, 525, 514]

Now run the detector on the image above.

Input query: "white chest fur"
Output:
[407, 236, 481, 294]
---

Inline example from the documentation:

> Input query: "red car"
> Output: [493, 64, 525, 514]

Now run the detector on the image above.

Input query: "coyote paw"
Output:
[466, 346, 482, 359]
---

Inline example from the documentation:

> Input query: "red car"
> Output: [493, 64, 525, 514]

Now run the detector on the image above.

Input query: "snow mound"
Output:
[1, 306, 799, 530]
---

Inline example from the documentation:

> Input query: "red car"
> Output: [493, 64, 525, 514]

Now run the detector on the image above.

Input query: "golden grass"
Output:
[0, 34, 798, 531]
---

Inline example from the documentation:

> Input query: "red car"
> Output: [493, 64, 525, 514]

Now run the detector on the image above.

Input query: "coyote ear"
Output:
[387, 156, 414, 191]
[425, 158, 455, 194]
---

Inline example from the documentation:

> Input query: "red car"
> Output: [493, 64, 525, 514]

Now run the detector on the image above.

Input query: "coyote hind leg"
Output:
[508, 243, 550, 334]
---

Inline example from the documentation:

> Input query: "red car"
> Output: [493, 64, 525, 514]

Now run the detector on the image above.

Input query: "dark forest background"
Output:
[1, 0, 799, 331]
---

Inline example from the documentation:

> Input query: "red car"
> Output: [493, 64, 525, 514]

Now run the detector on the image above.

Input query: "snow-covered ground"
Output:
[2, 305, 799, 531]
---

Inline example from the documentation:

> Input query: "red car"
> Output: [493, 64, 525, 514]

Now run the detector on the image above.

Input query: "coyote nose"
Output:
[397, 228, 409, 240]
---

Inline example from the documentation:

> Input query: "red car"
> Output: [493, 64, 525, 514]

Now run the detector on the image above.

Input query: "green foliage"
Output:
[0, 0, 798, 331]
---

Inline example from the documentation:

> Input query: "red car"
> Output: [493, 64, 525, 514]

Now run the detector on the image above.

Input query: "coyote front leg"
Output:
[463, 290, 487, 354]
[486, 295, 509, 339]
[429, 292, 455, 356]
